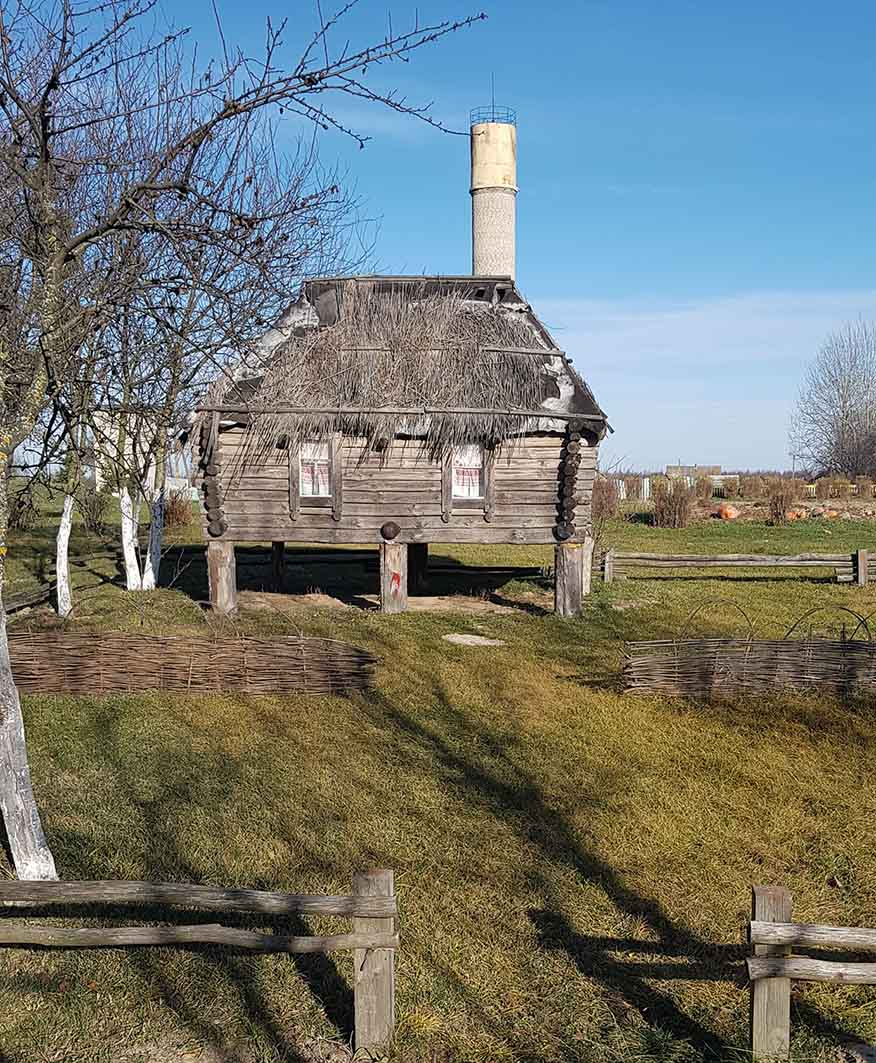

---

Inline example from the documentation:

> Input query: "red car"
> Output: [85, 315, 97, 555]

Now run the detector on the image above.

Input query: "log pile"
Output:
[8, 632, 376, 695]
[624, 636, 876, 697]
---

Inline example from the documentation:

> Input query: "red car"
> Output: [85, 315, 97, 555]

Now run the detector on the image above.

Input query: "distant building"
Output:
[666, 464, 721, 478]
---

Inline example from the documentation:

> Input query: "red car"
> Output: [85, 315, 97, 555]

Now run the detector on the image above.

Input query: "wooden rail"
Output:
[0, 870, 397, 1055]
[602, 549, 873, 584]
[747, 885, 876, 1059]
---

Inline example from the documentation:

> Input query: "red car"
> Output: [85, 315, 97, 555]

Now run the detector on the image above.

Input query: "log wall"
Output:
[198, 430, 597, 544]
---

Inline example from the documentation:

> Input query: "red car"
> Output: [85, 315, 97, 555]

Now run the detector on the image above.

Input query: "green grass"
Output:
[2, 506, 876, 1061]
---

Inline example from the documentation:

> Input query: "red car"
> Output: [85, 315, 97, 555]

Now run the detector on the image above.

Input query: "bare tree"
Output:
[0, 0, 483, 878]
[790, 320, 876, 478]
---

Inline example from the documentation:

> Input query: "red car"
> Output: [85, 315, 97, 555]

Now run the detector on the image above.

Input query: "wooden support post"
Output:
[750, 885, 792, 1061]
[271, 541, 285, 592]
[408, 543, 428, 595]
[604, 547, 615, 584]
[555, 542, 585, 617]
[353, 869, 395, 1054]
[207, 541, 237, 616]
[380, 542, 408, 614]
[581, 536, 594, 597]
[856, 549, 869, 587]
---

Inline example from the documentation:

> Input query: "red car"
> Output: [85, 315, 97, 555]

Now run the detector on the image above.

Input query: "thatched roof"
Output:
[206, 275, 608, 462]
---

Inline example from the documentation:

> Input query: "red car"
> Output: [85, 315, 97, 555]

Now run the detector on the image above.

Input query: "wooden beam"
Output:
[354, 869, 396, 1054]
[555, 542, 585, 617]
[747, 957, 876, 985]
[0, 922, 397, 952]
[750, 920, 876, 951]
[271, 542, 285, 592]
[750, 885, 792, 1061]
[0, 879, 397, 917]
[207, 541, 237, 616]
[380, 542, 408, 614]
[857, 548, 869, 587]
[581, 536, 594, 597]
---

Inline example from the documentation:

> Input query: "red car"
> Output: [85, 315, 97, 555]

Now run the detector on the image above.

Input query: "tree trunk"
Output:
[120, 486, 142, 591]
[0, 463, 57, 879]
[141, 491, 164, 591]
[141, 436, 167, 592]
[55, 494, 75, 618]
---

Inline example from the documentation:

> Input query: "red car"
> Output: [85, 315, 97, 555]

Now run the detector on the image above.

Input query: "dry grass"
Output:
[2, 505, 876, 1061]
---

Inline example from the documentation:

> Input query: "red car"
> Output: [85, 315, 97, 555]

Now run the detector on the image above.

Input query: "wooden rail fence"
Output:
[748, 885, 876, 1059]
[603, 549, 873, 584]
[0, 870, 398, 1054]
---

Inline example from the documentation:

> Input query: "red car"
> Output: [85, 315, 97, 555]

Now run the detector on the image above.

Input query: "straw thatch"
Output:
[9, 633, 376, 695]
[218, 279, 563, 470]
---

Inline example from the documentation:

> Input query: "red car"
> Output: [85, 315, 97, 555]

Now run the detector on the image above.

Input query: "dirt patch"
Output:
[239, 590, 349, 613]
[359, 593, 519, 614]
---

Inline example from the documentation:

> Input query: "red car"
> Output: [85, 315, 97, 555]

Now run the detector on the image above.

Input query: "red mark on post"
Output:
[390, 571, 401, 597]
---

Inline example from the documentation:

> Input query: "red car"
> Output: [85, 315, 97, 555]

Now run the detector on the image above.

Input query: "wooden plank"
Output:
[0, 879, 398, 916]
[858, 548, 869, 587]
[288, 444, 300, 520]
[581, 536, 594, 597]
[750, 920, 876, 951]
[219, 526, 572, 545]
[555, 542, 585, 617]
[747, 957, 876, 985]
[0, 923, 397, 952]
[750, 885, 792, 1061]
[380, 542, 408, 614]
[441, 450, 452, 523]
[615, 552, 851, 563]
[207, 542, 237, 616]
[604, 548, 614, 584]
[331, 433, 343, 521]
[354, 869, 396, 1054]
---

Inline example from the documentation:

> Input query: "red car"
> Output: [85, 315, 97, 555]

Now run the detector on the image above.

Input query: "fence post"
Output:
[856, 549, 869, 587]
[354, 868, 395, 1055]
[750, 885, 792, 1060]
[604, 548, 614, 584]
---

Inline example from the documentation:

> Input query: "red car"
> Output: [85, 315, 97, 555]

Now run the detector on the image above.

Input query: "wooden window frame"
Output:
[442, 444, 495, 522]
[288, 435, 343, 521]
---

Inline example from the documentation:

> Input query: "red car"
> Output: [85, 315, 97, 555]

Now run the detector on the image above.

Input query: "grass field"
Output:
[2, 501, 876, 1062]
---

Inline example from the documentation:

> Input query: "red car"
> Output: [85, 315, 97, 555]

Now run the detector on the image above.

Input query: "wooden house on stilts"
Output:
[194, 109, 609, 616]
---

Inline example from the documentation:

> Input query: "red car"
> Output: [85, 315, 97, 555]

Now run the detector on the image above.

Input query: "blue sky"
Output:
[179, 0, 876, 470]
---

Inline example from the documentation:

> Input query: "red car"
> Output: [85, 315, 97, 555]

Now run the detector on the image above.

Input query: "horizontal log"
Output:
[217, 526, 572, 545]
[613, 552, 852, 563]
[201, 403, 601, 421]
[0, 923, 399, 953]
[747, 956, 876, 985]
[0, 880, 397, 917]
[750, 920, 876, 951]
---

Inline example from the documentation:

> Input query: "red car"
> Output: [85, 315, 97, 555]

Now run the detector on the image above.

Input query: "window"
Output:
[452, 444, 484, 499]
[300, 442, 331, 497]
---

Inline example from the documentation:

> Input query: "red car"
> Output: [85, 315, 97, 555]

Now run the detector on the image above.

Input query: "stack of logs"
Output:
[556, 422, 582, 540]
[200, 417, 227, 538]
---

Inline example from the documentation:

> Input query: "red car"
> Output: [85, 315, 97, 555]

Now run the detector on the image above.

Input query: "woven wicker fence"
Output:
[624, 637, 876, 698]
[9, 633, 376, 696]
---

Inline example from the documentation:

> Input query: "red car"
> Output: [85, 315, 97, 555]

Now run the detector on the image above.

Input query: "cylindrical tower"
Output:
[470, 105, 517, 279]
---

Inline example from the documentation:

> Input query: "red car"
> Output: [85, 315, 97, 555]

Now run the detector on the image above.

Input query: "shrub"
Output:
[622, 474, 642, 501]
[739, 475, 764, 499]
[695, 476, 714, 501]
[652, 479, 694, 528]
[855, 476, 874, 499]
[592, 477, 619, 523]
[78, 482, 111, 537]
[8, 487, 38, 531]
[163, 488, 193, 529]
[767, 478, 798, 524]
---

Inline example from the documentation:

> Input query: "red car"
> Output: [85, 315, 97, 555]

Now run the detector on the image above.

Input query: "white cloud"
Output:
[531, 289, 876, 470]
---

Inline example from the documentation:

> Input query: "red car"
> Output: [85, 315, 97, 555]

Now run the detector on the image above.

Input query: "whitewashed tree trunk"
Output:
[141, 490, 164, 591]
[0, 462, 57, 880]
[55, 494, 74, 618]
[120, 487, 142, 591]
